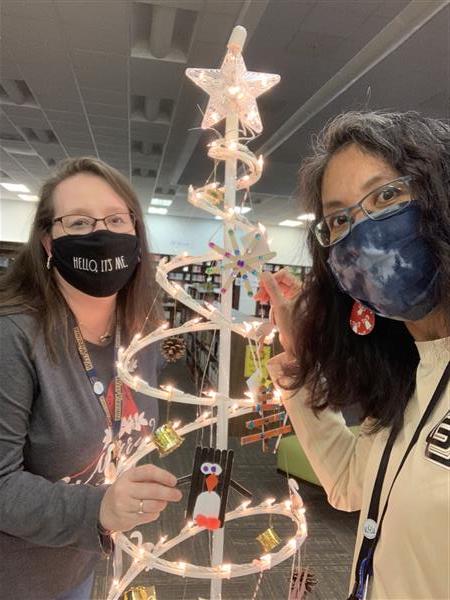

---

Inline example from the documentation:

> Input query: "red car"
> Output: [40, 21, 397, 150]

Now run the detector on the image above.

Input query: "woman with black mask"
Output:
[256, 111, 450, 599]
[0, 158, 182, 599]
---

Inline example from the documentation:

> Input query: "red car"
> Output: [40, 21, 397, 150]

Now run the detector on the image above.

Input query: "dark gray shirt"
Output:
[0, 313, 159, 598]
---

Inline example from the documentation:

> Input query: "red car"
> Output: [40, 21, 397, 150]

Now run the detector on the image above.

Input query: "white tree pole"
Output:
[210, 25, 247, 600]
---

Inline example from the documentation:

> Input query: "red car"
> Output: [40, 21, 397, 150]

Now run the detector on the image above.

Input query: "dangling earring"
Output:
[46, 255, 53, 270]
[349, 300, 375, 335]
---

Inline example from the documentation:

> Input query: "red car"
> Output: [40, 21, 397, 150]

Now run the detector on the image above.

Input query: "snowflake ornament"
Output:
[206, 227, 276, 297]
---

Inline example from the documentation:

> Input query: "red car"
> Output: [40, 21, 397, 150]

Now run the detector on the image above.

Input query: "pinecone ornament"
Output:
[161, 336, 186, 363]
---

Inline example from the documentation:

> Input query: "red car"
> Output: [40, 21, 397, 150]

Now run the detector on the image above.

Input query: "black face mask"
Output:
[52, 230, 140, 297]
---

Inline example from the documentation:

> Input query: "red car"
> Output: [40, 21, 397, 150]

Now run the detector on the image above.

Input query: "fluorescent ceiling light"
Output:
[234, 206, 251, 214]
[279, 219, 302, 227]
[151, 198, 173, 207]
[18, 194, 39, 202]
[214, 215, 222, 220]
[148, 206, 168, 215]
[297, 212, 315, 221]
[1, 183, 30, 193]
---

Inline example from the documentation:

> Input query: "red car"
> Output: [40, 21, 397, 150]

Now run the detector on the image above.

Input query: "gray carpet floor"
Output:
[93, 361, 358, 600]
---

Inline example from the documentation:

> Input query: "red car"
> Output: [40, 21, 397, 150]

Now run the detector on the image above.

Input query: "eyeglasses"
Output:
[314, 176, 414, 247]
[53, 212, 136, 236]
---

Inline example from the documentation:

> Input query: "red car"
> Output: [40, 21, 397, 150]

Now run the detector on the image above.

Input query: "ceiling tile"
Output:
[80, 87, 128, 107]
[72, 51, 129, 93]
[1, 0, 56, 20]
[85, 102, 128, 119]
[56, 0, 129, 55]
[130, 56, 185, 97]
[0, 14, 64, 67]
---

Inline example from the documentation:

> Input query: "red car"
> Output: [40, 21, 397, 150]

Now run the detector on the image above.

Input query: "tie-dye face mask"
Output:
[327, 204, 440, 321]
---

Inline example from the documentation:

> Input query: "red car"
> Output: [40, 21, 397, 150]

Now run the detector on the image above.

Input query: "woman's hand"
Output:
[99, 464, 182, 532]
[254, 268, 303, 356]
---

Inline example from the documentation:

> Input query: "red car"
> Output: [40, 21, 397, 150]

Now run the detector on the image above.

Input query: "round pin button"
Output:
[93, 381, 104, 395]
[363, 518, 378, 539]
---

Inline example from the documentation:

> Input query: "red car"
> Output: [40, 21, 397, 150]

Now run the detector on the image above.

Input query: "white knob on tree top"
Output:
[227, 25, 247, 53]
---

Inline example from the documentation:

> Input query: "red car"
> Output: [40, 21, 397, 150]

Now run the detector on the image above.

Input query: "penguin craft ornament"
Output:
[186, 446, 234, 530]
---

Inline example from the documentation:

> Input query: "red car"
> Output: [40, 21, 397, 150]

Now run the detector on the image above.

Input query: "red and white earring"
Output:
[349, 300, 375, 335]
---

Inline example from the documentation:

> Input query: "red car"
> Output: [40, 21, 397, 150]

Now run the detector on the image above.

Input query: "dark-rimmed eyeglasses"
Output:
[314, 176, 414, 247]
[53, 212, 136, 236]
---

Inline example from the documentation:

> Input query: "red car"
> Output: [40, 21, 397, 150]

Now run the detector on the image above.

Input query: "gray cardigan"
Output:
[0, 313, 159, 598]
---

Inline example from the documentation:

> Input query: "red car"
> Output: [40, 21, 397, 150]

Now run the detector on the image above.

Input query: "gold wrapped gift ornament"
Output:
[203, 184, 224, 205]
[256, 527, 281, 553]
[123, 586, 156, 600]
[152, 421, 184, 457]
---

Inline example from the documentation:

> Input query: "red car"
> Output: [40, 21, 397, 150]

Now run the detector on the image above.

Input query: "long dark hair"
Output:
[284, 111, 450, 432]
[0, 157, 162, 358]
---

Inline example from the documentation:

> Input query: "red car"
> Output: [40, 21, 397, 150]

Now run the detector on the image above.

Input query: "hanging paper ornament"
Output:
[123, 586, 157, 600]
[241, 424, 292, 447]
[256, 381, 273, 404]
[242, 411, 289, 450]
[254, 381, 283, 412]
[161, 336, 186, 363]
[152, 421, 184, 457]
[246, 411, 286, 430]
[243, 369, 291, 449]
[186, 446, 234, 530]
[256, 527, 281, 553]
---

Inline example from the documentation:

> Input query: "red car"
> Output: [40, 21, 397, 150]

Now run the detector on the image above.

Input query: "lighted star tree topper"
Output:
[186, 35, 280, 135]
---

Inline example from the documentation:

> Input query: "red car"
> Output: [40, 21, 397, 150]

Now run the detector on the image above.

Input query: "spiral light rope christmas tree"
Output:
[107, 26, 307, 600]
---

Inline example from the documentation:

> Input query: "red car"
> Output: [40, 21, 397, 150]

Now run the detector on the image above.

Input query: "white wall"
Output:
[145, 214, 221, 256]
[0, 198, 37, 242]
[265, 223, 312, 267]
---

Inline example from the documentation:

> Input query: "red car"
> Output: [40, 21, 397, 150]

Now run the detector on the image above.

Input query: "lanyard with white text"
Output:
[349, 361, 450, 600]
[73, 320, 123, 443]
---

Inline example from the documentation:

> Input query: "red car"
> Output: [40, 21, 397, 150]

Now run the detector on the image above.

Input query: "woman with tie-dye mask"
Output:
[256, 111, 450, 600]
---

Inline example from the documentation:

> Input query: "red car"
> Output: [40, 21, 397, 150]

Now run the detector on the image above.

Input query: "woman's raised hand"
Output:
[99, 464, 182, 532]
[254, 268, 303, 357]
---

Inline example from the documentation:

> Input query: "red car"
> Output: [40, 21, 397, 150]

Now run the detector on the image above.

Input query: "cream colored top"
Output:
[268, 337, 450, 599]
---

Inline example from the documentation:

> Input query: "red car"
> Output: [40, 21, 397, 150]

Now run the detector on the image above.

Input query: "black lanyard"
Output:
[73, 320, 123, 441]
[349, 360, 450, 600]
